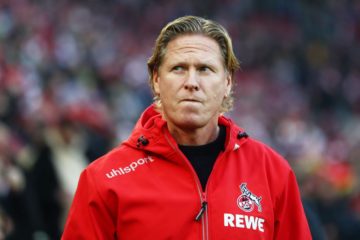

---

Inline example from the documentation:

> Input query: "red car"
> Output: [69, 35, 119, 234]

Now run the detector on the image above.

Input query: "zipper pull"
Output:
[195, 201, 207, 221]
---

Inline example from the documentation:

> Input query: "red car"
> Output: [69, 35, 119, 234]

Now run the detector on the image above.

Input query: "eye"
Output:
[172, 66, 184, 72]
[198, 66, 212, 73]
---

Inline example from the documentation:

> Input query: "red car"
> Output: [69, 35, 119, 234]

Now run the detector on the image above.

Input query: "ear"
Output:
[153, 69, 160, 95]
[225, 73, 232, 97]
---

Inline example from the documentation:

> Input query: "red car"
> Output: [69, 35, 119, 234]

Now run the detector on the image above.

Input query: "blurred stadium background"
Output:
[0, 0, 359, 239]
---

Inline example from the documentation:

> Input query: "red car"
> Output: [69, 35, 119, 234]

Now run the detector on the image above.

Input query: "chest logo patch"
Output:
[237, 183, 262, 213]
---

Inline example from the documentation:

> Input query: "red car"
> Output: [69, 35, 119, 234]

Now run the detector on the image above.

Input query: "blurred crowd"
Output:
[0, 0, 359, 239]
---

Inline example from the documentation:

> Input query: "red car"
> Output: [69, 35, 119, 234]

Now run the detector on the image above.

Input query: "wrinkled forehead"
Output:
[162, 34, 225, 66]
[169, 35, 221, 54]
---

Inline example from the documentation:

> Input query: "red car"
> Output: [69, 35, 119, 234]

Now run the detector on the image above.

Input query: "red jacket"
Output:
[62, 105, 311, 240]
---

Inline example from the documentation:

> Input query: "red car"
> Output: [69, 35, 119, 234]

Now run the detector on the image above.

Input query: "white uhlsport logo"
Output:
[237, 183, 262, 212]
[105, 156, 154, 179]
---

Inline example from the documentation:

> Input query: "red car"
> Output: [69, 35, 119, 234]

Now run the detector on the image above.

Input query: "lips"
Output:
[180, 99, 201, 103]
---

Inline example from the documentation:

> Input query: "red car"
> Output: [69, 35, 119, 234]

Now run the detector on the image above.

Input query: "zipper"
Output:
[197, 193, 209, 240]
[162, 124, 238, 239]
[195, 201, 207, 221]
[164, 131, 209, 240]
[201, 152, 226, 240]
[164, 128, 233, 240]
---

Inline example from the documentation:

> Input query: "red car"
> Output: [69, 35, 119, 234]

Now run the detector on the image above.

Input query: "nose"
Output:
[184, 69, 199, 91]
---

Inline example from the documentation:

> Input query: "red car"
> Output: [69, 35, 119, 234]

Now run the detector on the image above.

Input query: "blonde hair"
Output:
[147, 15, 240, 112]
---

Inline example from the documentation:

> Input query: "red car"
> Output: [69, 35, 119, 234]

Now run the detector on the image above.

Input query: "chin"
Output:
[175, 117, 207, 130]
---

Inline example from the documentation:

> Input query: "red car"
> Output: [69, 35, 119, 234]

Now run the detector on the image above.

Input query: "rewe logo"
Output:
[105, 156, 154, 179]
[224, 213, 265, 232]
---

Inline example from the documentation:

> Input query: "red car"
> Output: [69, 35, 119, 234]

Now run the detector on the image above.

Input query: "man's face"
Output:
[153, 34, 231, 131]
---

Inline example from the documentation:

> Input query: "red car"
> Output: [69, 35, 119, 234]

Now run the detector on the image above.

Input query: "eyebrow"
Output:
[167, 60, 220, 70]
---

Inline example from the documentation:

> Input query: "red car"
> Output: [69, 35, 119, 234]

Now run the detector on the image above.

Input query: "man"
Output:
[62, 16, 311, 239]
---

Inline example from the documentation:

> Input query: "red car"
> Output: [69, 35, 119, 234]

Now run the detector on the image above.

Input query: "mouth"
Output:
[181, 99, 201, 103]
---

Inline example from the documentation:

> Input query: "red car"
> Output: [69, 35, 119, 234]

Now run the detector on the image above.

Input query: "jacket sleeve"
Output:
[274, 170, 312, 240]
[62, 169, 116, 240]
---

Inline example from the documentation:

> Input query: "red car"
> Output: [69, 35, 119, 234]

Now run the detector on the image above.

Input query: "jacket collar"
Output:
[123, 105, 249, 156]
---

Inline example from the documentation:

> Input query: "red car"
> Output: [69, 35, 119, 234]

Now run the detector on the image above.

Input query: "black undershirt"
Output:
[178, 125, 226, 190]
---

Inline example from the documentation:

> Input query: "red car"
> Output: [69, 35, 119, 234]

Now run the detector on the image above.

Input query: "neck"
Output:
[168, 123, 220, 146]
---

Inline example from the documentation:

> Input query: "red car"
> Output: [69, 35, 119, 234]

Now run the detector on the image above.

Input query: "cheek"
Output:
[211, 83, 227, 100]
[159, 81, 171, 95]
[158, 81, 177, 103]
[160, 76, 183, 95]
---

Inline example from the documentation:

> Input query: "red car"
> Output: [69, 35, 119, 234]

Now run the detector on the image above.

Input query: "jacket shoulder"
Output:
[243, 137, 291, 169]
[238, 137, 294, 192]
[85, 143, 138, 177]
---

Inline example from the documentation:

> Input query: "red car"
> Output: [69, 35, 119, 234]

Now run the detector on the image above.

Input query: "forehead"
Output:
[163, 34, 224, 64]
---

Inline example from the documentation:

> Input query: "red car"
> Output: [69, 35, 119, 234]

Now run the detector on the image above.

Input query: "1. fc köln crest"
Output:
[237, 183, 262, 213]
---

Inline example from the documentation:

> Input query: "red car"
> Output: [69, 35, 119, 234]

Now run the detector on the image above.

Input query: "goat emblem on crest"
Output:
[237, 183, 262, 213]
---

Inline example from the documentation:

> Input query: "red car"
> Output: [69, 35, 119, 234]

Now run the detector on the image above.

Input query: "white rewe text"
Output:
[224, 213, 265, 232]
